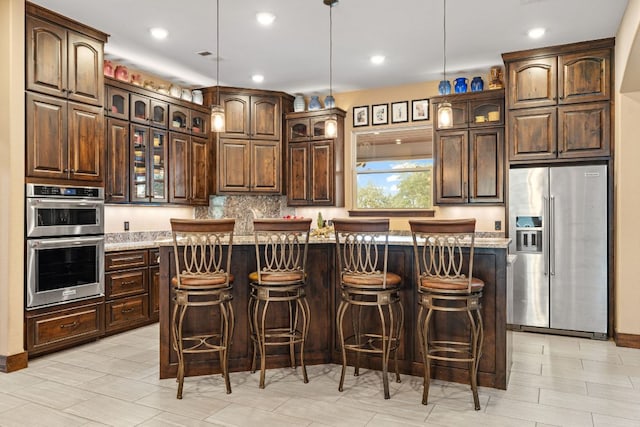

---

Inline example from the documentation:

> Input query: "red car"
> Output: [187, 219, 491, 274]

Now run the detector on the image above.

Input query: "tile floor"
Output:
[2, 324, 640, 426]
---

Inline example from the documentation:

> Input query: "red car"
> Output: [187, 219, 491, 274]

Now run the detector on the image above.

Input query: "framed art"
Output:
[353, 105, 369, 127]
[371, 103, 388, 125]
[411, 99, 430, 121]
[391, 101, 409, 123]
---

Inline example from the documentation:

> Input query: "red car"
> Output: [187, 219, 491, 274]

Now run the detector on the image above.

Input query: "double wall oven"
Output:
[26, 184, 105, 309]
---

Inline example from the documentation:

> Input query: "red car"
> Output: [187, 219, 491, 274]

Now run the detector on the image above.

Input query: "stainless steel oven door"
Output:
[26, 198, 104, 237]
[26, 235, 105, 309]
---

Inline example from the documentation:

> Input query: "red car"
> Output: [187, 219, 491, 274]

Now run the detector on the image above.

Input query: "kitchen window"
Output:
[353, 126, 433, 211]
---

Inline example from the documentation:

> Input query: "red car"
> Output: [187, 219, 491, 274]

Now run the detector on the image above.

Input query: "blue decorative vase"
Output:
[438, 80, 451, 95]
[308, 96, 322, 111]
[293, 95, 305, 112]
[324, 95, 335, 109]
[454, 77, 468, 93]
[471, 76, 484, 92]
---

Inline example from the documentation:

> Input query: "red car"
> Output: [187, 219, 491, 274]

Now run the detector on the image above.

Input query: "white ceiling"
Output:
[31, 0, 629, 95]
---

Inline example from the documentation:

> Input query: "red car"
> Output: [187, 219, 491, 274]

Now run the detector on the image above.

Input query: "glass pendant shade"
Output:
[325, 117, 337, 138]
[437, 101, 453, 128]
[211, 105, 225, 132]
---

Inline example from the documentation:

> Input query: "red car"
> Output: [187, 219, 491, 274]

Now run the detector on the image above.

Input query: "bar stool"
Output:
[170, 218, 235, 399]
[248, 218, 312, 389]
[409, 219, 484, 410]
[333, 218, 403, 399]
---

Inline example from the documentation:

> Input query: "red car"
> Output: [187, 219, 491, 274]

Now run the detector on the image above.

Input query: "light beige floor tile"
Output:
[511, 360, 543, 375]
[508, 371, 587, 395]
[204, 402, 311, 427]
[631, 376, 640, 389]
[63, 395, 161, 426]
[135, 389, 230, 420]
[0, 393, 29, 413]
[274, 396, 374, 426]
[582, 359, 640, 377]
[485, 396, 593, 427]
[479, 383, 540, 403]
[139, 411, 218, 426]
[0, 370, 47, 394]
[22, 361, 107, 386]
[542, 364, 633, 387]
[513, 342, 544, 355]
[592, 413, 640, 427]
[75, 374, 163, 401]
[586, 381, 640, 403]
[336, 391, 429, 424]
[12, 380, 97, 409]
[540, 388, 640, 420]
[425, 404, 536, 427]
[86, 357, 158, 380]
[365, 412, 432, 426]
[512, 350, 584, 370]
[0, 402, 90, 427]
[44, 350, 116, 370]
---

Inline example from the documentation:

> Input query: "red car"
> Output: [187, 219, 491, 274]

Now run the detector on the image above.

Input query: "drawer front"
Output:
[105, 250, 148, 271]
[106, 294, 149, 332]
[106, 268, 147, 299]
[28, 303, 104, 352]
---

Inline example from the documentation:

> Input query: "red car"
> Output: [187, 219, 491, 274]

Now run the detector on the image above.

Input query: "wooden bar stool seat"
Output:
[170, 218, 236, 399]
[410, 218, 484, 410]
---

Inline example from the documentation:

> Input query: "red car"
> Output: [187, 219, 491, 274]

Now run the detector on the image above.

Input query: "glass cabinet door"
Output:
[131, 94, 150, 125]
[470, 99, 503, 126]
[190, 110, 208, 135]
[150, 129, 168, 202]
[150, 100, 168, 129]
[130, 125, 149, 202]
[288, 118, 310, 142]
[311, 117, 328, 140]
[169, 105, 189, 133]
[106, 87, 128, 120]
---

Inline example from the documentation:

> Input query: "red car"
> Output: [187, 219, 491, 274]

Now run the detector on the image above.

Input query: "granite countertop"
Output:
[105, 234, 510, 252]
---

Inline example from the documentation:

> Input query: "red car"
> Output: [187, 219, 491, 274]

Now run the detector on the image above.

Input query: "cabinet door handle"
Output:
[121, 280, 137, 286]
[112, 255, 143, 263]
[63, 168, 69, 173]
[70, 169, 75, 174]
[60, 321, 79, 329]
[121, 307, 135, 314]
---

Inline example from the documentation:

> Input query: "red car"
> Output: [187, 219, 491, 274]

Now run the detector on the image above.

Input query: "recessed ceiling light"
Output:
[252, 74, 264, 83]
[528, 27, 546, 39]
[256, 12, 276, 26]
[149, 27, 168, 40]
[370, 55, 385, 65]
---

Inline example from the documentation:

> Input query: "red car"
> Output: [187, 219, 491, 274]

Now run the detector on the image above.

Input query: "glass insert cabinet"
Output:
[130, 125, 168, 203]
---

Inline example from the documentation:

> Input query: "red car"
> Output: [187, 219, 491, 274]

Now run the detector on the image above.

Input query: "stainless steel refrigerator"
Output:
[508, 165, 608, 337]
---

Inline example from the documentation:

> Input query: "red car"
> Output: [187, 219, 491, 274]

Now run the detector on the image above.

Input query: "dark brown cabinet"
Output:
[131, 94, 168, 129]
[26, 10, 106, 107]
[285, 109, 345, 206]
[106, 86, 129, 120]
[503, 38, 613, 163]
[26, 92, 104, 183]
[130, 125, 168, 203]
[218, 93, 280, 140]
[432, 90, 505, 205]
[105, 118, 129, 202]
[218, 139, 280, 193]
[169, 104, 208, 137]
[168, 133, 210, 205]
[149, 249, 160, 322]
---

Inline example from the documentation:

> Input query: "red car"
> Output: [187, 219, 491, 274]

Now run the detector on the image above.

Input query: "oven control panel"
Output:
[27, 184, 104, 199]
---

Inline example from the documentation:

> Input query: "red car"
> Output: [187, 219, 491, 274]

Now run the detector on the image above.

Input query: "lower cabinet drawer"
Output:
[106, 268, 148, 299]
[26, 301, 104, 355]
[106, 294, 149, 332]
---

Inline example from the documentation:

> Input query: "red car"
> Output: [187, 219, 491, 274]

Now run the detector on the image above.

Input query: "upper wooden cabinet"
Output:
[285, 109, 346, 206]
[431, 90, 505, 205]
[26, 7, 107, 107]
[168, 133, 210, 205]
[218, 93, 280, 140]
[503, 38, 613, 163]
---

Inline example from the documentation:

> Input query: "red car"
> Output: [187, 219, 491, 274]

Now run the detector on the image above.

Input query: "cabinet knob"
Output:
[63, 168, 69, 173]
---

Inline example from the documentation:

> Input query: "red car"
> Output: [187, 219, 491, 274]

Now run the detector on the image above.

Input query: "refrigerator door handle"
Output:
[543, 196, 549, 276]
[550, 195, 556, 276]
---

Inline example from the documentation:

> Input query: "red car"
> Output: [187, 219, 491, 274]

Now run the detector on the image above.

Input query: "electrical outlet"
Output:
[494, 220, 501, 231]
[124, 221, 129, 231]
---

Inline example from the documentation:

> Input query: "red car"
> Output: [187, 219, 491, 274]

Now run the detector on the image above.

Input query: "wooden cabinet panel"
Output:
[105, 294, 149, 333]
[190, 109, 208, 136]
[558, 50, 610, 104]
[310, 141, 333, 204]
[220, 94, 250, 138]
[106, 86, 129, 120]
[435, 131, 468, 204]
[67, 31, 103, 106]
[509, 107, 557, 161]
[251, 141, 280, 192]
[26, 92, 67, 180]
[507, 57, 557, 109]
[150, 99, 168, 129]
[105, 118, 129, 202]
[149, 266, 160, 321]
[558, 102, 610, 159]
[219, 139, 250, 192]
[190, 136, 210, 205]
[68, 101, 104, 182]
[169, 104, 190, 134]
[26, 16, 67, 98]
[288, 143, 308, 204]
[169, 132, 190, 203]
[469, 128, 504, 203]
[130, 93, 150, 125]
[288, 118, 310, 143]
[106, 268, 147, 299]
[105, 250, 148, 271]
[251, 95, 280, 140]
[26, 300, 104, 356]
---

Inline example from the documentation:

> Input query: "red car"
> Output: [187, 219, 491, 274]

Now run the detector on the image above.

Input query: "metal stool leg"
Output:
[377, 303, 390, 399]
[421, 306, 435, 406]
[336, 298, 349, 393]
[298, 295, 310, 383]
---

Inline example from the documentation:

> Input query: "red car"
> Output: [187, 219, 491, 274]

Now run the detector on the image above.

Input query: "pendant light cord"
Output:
[216, 0, 220, 103]
[329, 2, 333, 98]
[443, 0, 447, 82]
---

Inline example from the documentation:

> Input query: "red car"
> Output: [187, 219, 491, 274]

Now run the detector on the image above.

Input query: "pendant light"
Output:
[437, 0, 453, 129]
[324, 0, 338, 138]
[210, 0, 225, 132]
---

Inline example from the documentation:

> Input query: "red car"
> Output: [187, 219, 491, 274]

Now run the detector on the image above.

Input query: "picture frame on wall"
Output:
[371, 103, 388, 125]
[391, 101, 409, 123]
[353, 105, 369, 127]
[411, 99, 430, 121]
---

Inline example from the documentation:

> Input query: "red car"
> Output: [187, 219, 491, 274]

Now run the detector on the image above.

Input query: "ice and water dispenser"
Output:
[515, 216, 543, 253]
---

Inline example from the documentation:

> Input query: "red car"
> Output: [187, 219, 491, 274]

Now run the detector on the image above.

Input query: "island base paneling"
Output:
[159, 243, 509, 389]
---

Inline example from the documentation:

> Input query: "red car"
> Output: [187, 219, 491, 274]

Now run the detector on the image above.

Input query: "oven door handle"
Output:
[28, 236, 105, 249]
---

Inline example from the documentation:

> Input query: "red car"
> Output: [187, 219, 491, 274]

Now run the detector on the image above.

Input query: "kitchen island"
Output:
[158, 236, 512, 389]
